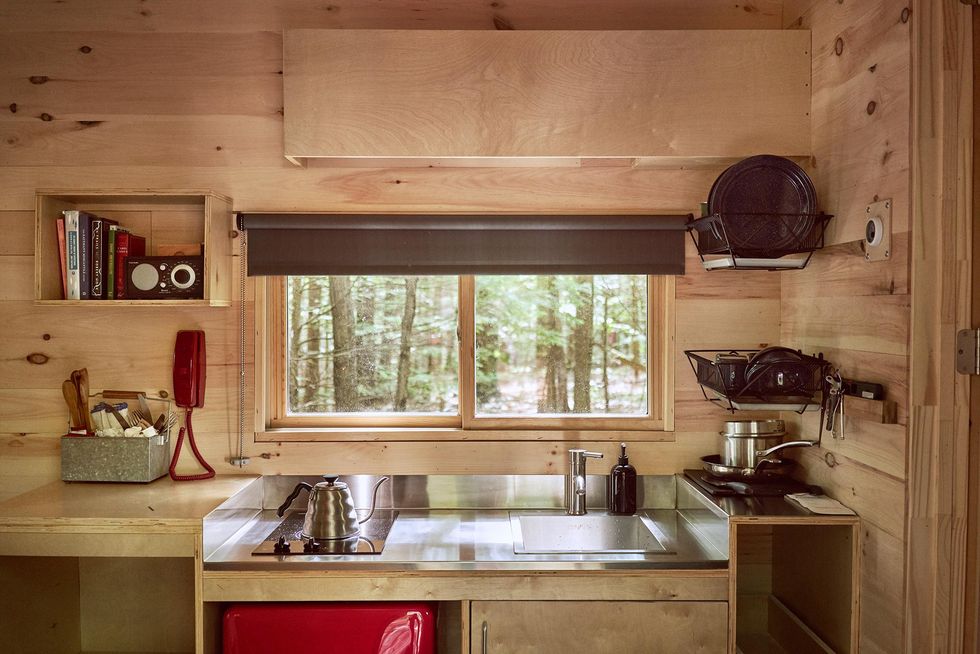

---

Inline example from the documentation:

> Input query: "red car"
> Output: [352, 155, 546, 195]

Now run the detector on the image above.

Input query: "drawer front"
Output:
[471, 600, 727, 653]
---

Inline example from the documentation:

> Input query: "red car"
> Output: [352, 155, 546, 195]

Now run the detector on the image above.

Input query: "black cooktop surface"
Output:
[252, 510, 398, 556]
[684, 469, 820, 497]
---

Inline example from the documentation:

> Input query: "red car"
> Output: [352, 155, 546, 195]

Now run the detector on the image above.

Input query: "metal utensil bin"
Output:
[61, 395, 172, 483]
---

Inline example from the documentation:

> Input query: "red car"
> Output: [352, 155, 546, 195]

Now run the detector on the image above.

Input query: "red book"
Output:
[56, 217, 68, 299]
[114, 233, 146, 299]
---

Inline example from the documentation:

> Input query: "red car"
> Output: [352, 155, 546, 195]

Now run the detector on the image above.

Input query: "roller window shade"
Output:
[237, 213, 688, 276]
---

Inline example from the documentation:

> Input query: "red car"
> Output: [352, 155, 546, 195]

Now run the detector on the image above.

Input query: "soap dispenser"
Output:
[608, 442, 637, 515]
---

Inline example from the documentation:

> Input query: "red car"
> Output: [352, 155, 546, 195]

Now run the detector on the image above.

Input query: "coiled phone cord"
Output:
[169, 408, 216, 481]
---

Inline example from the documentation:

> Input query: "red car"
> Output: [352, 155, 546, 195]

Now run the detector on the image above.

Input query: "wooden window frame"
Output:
[255, 275, 674, 442]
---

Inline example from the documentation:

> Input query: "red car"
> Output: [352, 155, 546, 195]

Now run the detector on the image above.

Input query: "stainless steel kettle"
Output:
[276, 474, 390, 541]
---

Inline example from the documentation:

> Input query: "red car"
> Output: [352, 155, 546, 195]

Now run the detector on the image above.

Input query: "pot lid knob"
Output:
[322, 474, 340, 485]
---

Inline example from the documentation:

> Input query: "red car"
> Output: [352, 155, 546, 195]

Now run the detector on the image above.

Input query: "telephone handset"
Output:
[169, 330, 215, 480]
[174, 329, 206, 408]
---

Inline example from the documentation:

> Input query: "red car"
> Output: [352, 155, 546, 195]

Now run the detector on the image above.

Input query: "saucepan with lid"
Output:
[704, 419, 816, 479]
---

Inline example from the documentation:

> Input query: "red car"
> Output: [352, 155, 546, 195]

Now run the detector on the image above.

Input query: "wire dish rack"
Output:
[686, 212, 833, 271]
[684, 349, 831, 413]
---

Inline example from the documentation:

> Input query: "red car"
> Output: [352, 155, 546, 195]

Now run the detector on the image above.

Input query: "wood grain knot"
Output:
[824, 452, 839, 468]
[42, 333, 51, 341]
[492, 14, 515, 30]
[79, 45, 92, 54]
[866, 100, 877, 115]
[26, 352, 50, 365]
[159, 390, 169, 398]
[29, 75, 49, 85]
[8, 103, 16, 114]
[901, 7, 911, 23]
[834, 37, 844, 56]
[40, 113, 54, 121]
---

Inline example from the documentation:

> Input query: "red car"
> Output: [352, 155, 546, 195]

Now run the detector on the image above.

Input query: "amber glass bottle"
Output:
[608, 442, 637, 515]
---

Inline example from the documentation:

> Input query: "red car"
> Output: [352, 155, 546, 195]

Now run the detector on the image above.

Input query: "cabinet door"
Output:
[470, 600, 727, 653]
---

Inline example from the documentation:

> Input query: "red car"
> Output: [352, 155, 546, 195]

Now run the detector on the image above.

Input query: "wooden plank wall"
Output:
[781, 2, 911, 653]
[0, 1, 786, 501]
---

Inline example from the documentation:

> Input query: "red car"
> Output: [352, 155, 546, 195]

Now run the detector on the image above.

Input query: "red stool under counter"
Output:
[223, 602, 438, 654]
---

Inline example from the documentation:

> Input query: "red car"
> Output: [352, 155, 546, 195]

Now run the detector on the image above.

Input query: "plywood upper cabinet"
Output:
[283, 29, 811, 166]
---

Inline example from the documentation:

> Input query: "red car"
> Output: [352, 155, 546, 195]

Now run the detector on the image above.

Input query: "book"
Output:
[77, 211, 92, 299]
[63, 212, 80, 300]
[56, 217, 68, 299]
[107, 225, 126, 300]
[90, 216, 118, 299]
[114, 232, 146, 299]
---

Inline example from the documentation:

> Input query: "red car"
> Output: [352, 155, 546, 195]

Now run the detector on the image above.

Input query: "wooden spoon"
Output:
[62, 379, 83, 430]
[77, 368, 94, 433]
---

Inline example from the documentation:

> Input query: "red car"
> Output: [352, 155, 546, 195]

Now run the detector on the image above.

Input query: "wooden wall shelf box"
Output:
[34, 190, 234, 307]
[283, 29, 811, 166]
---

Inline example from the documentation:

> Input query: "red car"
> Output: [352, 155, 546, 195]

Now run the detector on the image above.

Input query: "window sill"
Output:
[255, 427, 674, 443]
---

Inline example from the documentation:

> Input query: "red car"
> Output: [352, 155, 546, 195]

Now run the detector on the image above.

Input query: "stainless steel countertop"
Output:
[203, 474, 729, 571]
[204, 507, 728, 571]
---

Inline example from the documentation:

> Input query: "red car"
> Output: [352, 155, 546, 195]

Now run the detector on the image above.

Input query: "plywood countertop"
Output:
[0, 475, 259, 531]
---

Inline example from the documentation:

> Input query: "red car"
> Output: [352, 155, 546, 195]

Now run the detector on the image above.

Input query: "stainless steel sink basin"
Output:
[510, 512, 671, 554]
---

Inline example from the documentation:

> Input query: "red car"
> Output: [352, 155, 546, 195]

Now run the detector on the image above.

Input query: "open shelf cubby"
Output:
[34, 190, 234, 306]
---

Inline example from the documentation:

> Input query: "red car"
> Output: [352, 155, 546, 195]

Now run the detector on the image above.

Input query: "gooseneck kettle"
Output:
[277, 474, 390, 540]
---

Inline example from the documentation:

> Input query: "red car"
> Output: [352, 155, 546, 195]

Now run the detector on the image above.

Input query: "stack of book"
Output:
[57, 211, 146, 300]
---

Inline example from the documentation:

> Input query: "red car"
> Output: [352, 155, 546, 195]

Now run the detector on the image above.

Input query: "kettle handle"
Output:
[276, 482, 313, 517]
[357, 476, 391, 525]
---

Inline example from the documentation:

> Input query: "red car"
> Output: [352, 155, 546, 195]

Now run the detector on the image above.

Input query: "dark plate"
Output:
[708, 155, 817, 254]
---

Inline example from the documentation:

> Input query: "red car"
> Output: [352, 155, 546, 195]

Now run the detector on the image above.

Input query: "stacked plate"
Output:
[704, 154, 818, 257]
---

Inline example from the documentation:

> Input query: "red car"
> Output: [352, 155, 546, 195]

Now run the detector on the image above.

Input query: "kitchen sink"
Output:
[510, 512, 672, 554]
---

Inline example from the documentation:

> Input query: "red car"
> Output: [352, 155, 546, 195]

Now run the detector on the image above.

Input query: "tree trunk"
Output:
[302, 281, 324, 411]
[602, 291, 610, 412]
[631, 277, 643, 382]
[572, 276, 594, 413]
[536, 276, 568, 413]
[288, 277, 305, 411]
[393, 277, 418, 411]
[355, 278, 378, 406]
[328, 276, 358, 411]
[475, 283, 501, 404]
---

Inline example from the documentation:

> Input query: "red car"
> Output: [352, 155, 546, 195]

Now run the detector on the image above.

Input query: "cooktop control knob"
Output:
[303, 539, 320, 553]
[273, 536, 290, 554]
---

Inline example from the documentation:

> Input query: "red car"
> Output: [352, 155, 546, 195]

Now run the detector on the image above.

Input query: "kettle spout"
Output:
[357, 475, 391, 525]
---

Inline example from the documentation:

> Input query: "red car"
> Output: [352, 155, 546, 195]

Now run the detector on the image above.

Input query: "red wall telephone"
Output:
[170, 330, 215, 480]
[174, 329, 206, 408]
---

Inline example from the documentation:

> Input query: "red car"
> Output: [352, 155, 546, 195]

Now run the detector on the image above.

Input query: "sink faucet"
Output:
[565, 449, 604, 515]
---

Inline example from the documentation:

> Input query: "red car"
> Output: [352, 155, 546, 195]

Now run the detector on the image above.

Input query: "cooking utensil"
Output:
[62, 380, 84, 431]
[138, 394, 154, 426]
[722, 419, 785, 437]
[743, 347, 813, 396]
[700, 454, 794, 480]
[105, 403, 129, 430]
[76, 369, 94, 432]
[277, 475, 390, 541]
[720, 419, 816, 469]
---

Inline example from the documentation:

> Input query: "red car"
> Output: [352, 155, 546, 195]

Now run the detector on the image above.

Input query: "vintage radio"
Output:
[126, 256, 204, 299]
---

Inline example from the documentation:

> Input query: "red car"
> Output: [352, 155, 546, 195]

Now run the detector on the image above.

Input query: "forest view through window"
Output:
[284, 275, 650, 421]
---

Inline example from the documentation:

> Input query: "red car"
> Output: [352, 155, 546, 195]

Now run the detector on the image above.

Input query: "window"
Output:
[261, 275, 672, 437]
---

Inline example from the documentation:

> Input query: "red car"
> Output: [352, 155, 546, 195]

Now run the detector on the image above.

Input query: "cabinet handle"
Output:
[482, 620, 488, 653]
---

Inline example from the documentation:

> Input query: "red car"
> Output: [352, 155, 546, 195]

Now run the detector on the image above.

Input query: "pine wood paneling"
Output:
[789, 0, 911, 246]
[0, 165, 722, 212]
[905, 1, 974, 652]
[781, 294, 910, 356]
[0, 1, 784, 33]
[0, 2, 781, 513]
[781, 3, 913, 653]
[781, 231, 910, 299]
[283, 29, 811, 162]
